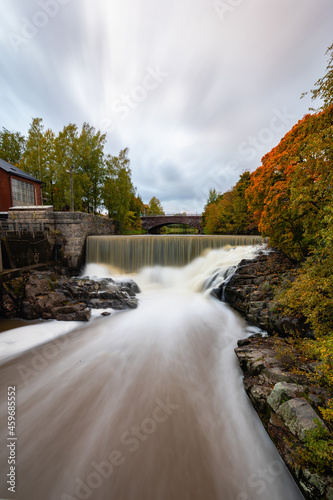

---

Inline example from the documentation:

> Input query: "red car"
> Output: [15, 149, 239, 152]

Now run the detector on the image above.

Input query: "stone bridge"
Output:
[141, 215, 202, 234]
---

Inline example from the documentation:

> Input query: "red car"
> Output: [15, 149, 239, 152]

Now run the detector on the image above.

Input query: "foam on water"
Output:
[0, 245, 303, 500]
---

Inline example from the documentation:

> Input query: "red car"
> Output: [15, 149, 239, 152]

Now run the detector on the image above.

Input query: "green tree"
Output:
[202, 172, 256, 234]
[76, 123, 106, 213]
[20, 119, 60, 207]
[20, 117, 45, 180]
[302, 43, 333, 110]
[0, 128, 25, 164]
[147, 196, 164, 215]
[129, 194, 145, 230]
[206, 188, 221, 205]
[42, 128, 57, 206]
[53, 123, 80, 210]
[103, 148, 135, 232]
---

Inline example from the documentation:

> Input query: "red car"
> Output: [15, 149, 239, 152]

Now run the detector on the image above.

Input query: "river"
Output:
[0, 237, 304, 500]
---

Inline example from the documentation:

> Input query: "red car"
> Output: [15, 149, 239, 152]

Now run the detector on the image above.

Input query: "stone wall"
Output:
[52, 212, 115, 268]
[141, 215, 202, 233]
[1, 208, 115, 270]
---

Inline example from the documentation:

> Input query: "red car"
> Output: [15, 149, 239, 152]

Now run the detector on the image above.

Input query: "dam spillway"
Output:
[86, 234, 264, 272]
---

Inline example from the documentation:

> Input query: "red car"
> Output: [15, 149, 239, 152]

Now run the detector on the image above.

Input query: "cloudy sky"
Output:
[1, 0, 333, 213]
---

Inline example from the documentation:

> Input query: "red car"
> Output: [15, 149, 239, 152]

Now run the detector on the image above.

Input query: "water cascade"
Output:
[86, 234, 264, 272]
[0, 240, 304, 500]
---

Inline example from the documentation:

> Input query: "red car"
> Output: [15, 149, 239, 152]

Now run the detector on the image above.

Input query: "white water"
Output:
[0, 245, 303, 500]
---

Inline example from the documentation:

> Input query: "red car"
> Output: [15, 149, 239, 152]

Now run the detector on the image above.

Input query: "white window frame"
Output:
[11, 178, 35, 206]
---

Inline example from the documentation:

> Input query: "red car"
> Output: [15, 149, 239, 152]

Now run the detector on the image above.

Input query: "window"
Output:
[11, 178, 35, 206]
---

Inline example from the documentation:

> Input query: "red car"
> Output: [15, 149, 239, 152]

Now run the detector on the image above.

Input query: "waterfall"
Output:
[0, 242, 304, 500]
[86, 235, 264, 272]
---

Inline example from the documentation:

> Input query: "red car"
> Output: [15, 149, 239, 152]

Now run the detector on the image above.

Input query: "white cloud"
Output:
[1, 0, 333, 211]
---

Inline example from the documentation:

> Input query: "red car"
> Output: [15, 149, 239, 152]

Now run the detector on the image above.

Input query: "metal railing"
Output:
[0, 221, 51, 236]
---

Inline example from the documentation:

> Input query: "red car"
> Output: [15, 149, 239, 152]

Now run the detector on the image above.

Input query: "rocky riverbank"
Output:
[222, 249, 311, 337]
[235, 335, 333, 499]
[0, 267, 140, 321]
[217, 249, 333, 499]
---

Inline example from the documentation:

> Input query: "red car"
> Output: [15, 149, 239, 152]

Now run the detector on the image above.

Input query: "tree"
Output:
[147, 196, 164, 215]
[102, 148, 136, 231]
[246, 107, 333, 259]
[76, 123, 106, 213]
[42, 128, 57, 206]
[202, 172, 257, 234]
[302, 43, 333, 110]
[129, 194, 145, 230]
[0, 128, 25, 164]
[2, 118, 146, 221]
[53, 123, 80, 210]
[20, 117, 45, 180]
[206, 188, 221, 206]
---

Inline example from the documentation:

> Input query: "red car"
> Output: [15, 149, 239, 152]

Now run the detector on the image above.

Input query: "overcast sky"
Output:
[1, 0, 333, 213]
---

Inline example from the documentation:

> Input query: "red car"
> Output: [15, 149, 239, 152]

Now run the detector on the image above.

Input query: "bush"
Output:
[297, 421, 333, 475]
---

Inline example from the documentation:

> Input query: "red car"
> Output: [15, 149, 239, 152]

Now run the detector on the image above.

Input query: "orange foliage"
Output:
[246, 106, 333, 259]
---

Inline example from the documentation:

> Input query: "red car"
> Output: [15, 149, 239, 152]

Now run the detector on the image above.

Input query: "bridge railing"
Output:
[141, 213, 202, 217]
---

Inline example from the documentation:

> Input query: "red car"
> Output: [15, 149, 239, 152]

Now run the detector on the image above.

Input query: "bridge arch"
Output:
[141, 215, 202, 234]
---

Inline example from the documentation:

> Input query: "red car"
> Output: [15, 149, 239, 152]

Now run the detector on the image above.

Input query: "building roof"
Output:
[0, 158, 42, 183]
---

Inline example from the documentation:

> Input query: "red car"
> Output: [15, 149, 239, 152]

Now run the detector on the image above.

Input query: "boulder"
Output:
[54, 304, 91, 322]
[267, 382, 303, 411]
[88, 299, 127, 310]
[1, 268, 140, 322]
[234, 331, 333, 499]
[221, 250, 312, 337]
[116, 279, 141, 294]
[277, 397, 327, 441]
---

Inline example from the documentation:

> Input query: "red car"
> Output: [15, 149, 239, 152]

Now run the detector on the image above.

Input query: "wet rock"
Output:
[300, 468, 329, 497]
[88, 299, 126, 310]
[221, 249, 312, 337]
[267, 382, 304, 411]
[125, 299, 138, 309]
[237, 338, 251, 347]
[21, 300, 36, 320]
[120, 286, 136, 297]
[0, 268, 140, 322]
[248, 384, 272, 413]
[234, 335, 333, 499]
[277, 398, 326, 441]
[117, 279, 141, 294]
[54, 305, 91, 322]
[262, 366, 295, 384]
[210, 287, 222, 300]
[25, 278, 50, 300]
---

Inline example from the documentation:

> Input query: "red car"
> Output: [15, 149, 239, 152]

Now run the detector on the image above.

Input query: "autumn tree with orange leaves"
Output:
[246, 44, 333, 434]
[245, 106, 333, 259]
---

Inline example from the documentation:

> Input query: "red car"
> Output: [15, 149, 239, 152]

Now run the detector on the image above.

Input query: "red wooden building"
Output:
[0, 158, 42, 211]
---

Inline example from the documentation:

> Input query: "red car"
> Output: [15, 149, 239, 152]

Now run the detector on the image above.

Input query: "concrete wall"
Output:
[1, 209, 115, 270]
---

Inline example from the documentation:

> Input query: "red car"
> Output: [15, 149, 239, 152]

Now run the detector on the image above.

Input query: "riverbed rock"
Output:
[221, 249, 313, 337]
[277, 398, 326, 441]
[225, 250, 333, 498]
[116, 279, 141, 294]
[267, 382, 303, 411]
[234, 334, 333, 500]
[0, 267, 140, 322]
